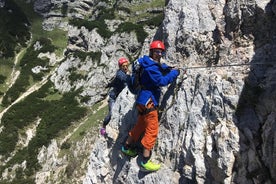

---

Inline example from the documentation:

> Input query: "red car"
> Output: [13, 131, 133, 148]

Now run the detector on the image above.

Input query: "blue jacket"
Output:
[136, 55, 179, 106]
[108, 69, 129, 99]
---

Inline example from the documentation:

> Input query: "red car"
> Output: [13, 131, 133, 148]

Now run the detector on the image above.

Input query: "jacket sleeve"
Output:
[148, 67, 179, 87]
[116, 70, 128, 86]
[106, 75, 116, 88]
[160, 63, 173, 74]
[161, 63, 170, 70]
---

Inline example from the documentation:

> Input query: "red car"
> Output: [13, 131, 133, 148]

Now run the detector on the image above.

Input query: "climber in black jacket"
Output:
[100, 57, 129, 135]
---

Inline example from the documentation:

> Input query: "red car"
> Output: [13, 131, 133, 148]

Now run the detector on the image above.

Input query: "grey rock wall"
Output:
[26, 0, 276, 183]
[83, 0, 276, 184]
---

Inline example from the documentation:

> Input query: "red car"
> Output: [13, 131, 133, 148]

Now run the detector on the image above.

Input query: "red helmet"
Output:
[150, 40, 165, 51]
[118, 57, 129, 66]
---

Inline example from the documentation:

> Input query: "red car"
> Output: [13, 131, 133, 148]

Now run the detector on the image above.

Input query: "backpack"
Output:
[127, 59, 144, 95]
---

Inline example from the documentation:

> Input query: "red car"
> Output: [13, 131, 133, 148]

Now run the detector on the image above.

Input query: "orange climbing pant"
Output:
[129, 100, 158, 150]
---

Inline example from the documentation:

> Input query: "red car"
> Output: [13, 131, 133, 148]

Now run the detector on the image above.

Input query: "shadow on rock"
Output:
[109, 106, 138, 182]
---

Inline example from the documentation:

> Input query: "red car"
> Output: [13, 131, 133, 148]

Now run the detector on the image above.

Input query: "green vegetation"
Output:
[72, 50, 102, 62]
[69, 72, 86, 84]
[1, 38, 55, 106]
[59, 102, 108, 180]
[0, 75, 6, 84]
[0, 0, 67, 105]
[44, 28, 68, 56]
[0, 177, 35, 184]
[69, 18, 112, 38]
[0, 0, 30, 58]
[145, 14, 165, 27]
[69, 6, 115, 38]
[13, 0, 67, 56]
[61, 2, 68, 16]
[60, 102, 108, 153]
[42, 87, 62, 101]
[69, 0, 165, 43]
[120, 0, 165, 23]
[0, 0, 69, 58]
[131, 0, 164, 12]
[0, 2, 76, 178]
[67, 51, 102, 84]
[116, 22, 148, 43]
[80, 95, 91, 103]
[97, 7, 116, 20]
[117, 7, 131, 14]
[0, 0, 166, 182]
[0, 81, 87, 180]
[69, 19, 149, 43]
[69, 103, 107, 142]
[0, 58, 13, 76]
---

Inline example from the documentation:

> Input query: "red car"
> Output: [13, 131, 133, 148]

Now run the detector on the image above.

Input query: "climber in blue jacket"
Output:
[121, 40, 180, 172]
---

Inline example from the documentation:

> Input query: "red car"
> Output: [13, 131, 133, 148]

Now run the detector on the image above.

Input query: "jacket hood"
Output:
[140, 55, 159, 68]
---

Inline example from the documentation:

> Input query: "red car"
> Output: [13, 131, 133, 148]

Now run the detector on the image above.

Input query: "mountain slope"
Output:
[0, 0, 166, 183]
[0, 0, 276, 184]
[84, 0, 276, 183]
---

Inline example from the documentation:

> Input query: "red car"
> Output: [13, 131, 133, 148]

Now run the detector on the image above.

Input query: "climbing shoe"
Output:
[121, 146, 138, 157]
[140, 160, 161, 172]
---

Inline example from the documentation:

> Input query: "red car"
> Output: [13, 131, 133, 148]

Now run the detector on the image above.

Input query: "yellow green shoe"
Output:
[121, 146, 138, 157]
[140, 160, 161, 172]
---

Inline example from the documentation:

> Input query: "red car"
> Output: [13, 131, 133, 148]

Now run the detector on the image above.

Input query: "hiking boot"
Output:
[121, 146, 138, 157]
[100, 128, 106, 136]
[140, 160, 161, 172]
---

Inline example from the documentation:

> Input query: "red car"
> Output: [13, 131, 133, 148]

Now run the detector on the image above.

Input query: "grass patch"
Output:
[43, 91, 63, 101]
[125, 0, 165, 22]
[0, 58, 13, 88]
[0, 58, 13, 74]
[0, 58, 13, 77]
[58, 101, 107, 161]
[14, 0, 67, 57]
[45, 28, 68, 57]
[69, 102, 107, 142]
[131, 0, 164, 11]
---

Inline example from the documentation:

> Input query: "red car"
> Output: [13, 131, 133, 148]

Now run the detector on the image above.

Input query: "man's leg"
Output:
[140, 108, 160, 171]
[101, 97, 115, 135]
[122, 106, 146, 157]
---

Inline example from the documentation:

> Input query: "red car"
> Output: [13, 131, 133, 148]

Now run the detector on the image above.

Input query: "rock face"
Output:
[82, 0, 276, 184]
[1, 0, 274, 183]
